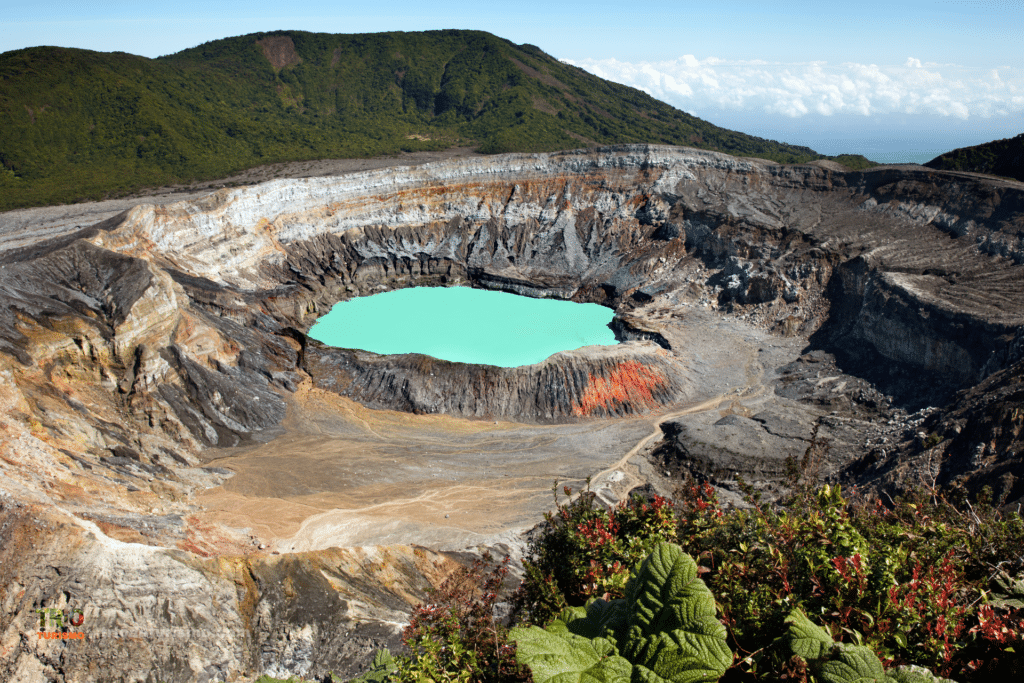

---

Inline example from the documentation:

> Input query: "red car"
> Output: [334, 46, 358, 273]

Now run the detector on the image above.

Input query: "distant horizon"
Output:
[2, 1, 1019, 164]
[665, 110, 1020, 165]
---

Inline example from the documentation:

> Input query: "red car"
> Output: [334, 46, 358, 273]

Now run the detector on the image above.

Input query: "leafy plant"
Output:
[350, 482, 1021, 682]
[668, 480, 1024, 681]
[510, 541, 732, 683]
[350, 649, 399, 683]
[987, 570, 1024, 609]
[777, 609, 957, 683]
[953, 601, 1024, 679]
[512, 481, 678, 625]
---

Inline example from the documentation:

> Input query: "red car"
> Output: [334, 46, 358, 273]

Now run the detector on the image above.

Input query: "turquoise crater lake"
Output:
[308, 287, 620, 367]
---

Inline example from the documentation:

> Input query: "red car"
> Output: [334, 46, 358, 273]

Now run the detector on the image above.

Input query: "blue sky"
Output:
[3, 1, 1021, 162]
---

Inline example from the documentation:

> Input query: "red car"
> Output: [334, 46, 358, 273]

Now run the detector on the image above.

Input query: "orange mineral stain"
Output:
[572, 361, 665, 417]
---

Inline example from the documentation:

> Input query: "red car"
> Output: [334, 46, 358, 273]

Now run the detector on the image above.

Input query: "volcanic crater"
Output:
[2, 144, 1024, 682]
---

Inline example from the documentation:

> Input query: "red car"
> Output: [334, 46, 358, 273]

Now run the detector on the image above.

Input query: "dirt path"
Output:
[588, 324, 773, 503]
[0, 147, 481, 252]
[587, 395, 730, 497]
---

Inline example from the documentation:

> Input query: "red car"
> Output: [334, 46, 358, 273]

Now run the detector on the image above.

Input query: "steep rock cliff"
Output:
[304, 341, 688, 421]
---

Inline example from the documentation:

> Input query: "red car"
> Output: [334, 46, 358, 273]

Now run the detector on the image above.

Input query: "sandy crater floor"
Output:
[197, 302, 807, 552]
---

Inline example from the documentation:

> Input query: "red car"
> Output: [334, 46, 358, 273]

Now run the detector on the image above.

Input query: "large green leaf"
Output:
[350, 647, 398, 683]
[783, 609, 835, 662]
[990, 570, 1024, 609]
[621, 543, 732, 683]
[890, 665, 959, 683]
[510, 625, 633, 683]
[514, 544, 732, 683]
[818, 644, 894, 683]
[547, 606, 590, 638]
[555, 599, 630, 648]
[778, 610, 958, 683]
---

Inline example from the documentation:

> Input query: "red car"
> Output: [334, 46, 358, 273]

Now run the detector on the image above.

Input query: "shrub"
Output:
[353, 481, 1022, 682]
[511, 480, 677, 625]
[953, 602, 1024, 678]
[393, 554, 530, 683]
[671, 479, 1024, 681]
[674, 482, 882, 655]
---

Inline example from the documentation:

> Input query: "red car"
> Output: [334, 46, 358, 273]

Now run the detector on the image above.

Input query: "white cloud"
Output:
[564, 56, 1024, 121]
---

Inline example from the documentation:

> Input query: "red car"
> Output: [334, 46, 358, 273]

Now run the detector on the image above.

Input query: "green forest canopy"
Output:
[926, 132, 1024, 183]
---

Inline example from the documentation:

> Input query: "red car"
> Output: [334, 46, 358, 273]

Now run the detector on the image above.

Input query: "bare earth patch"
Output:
[195, 305, 807, 552]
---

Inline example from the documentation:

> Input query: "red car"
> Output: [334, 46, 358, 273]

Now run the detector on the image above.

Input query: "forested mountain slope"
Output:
[926, 132, 1024, 183]
[0, 29, 870, 211]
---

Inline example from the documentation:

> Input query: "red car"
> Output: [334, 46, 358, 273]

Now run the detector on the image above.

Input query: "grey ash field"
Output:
[1, 145, 1023, 682]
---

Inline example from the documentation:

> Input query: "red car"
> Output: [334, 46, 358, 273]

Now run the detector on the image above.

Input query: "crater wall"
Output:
[3, 144, 1023, 492]
[304, 341, 689, 421]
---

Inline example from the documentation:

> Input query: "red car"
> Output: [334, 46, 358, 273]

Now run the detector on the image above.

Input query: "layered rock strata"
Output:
[304, 342, 688, 421]
[0, 500, 459, 682]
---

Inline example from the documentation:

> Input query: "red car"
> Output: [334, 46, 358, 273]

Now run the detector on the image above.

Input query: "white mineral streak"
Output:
[89, 146, 752, 289]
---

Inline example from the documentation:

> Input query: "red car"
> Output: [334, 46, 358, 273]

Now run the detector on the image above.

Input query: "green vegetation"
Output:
[355, 481, 1022, 682]
[670, 481, 1024, 679]
[510, 541, 732, 683]
[925, 133, 1024, 183]
[350, 554, 530, 683]
[510, 482, 678, 624]
[779, 609, 955, 683]
[0, 30, 872, 211]
[829, 154, 878, 171]
[351, 650, 400, 683]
